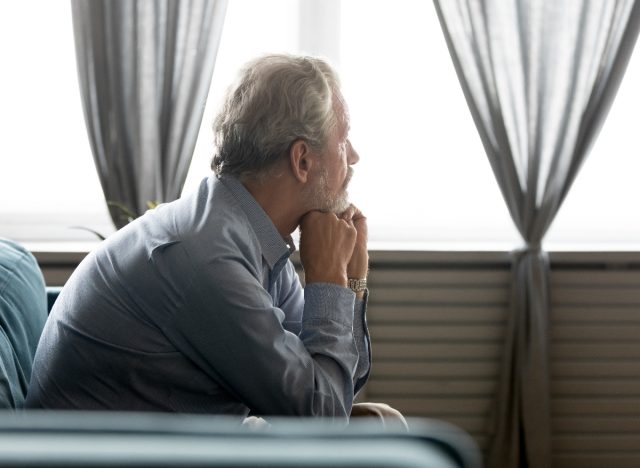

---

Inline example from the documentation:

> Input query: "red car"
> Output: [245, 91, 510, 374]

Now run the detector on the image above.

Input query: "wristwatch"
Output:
[347, 277, 367, 293]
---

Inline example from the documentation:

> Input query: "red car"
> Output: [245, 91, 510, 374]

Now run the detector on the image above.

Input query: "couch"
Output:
[0, 411, 481, 467]
[0, 238, 48, 408]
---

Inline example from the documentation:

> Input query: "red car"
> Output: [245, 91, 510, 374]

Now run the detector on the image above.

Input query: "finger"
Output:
[340, 205, 356, 221]
[351, 206, 365, 222]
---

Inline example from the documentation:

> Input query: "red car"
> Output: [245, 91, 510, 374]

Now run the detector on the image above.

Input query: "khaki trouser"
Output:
[243, 402, 408, 430]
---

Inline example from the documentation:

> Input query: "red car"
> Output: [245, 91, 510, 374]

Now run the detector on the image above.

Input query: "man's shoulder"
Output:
[189, 176, 257, 245]
[92, 177, 254, 262]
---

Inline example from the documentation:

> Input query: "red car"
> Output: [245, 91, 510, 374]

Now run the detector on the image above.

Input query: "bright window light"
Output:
[1, 0, 639, 250]
[0, 0, 108, 244]
[339, 0, 518, 249]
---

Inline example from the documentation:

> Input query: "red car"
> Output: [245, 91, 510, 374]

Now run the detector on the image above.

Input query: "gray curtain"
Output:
[433, 1, 640, 467]
[71, 0, 228, 228]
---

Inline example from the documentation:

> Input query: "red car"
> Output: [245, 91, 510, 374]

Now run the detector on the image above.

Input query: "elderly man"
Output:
[27, 54, 403, 426]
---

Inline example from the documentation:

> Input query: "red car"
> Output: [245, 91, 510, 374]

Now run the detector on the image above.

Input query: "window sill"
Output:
[27, 240, 640, 266]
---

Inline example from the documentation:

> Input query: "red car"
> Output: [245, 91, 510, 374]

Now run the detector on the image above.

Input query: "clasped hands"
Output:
[299, 205, 368, 295]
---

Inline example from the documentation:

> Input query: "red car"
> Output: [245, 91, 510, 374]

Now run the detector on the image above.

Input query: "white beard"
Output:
[309, 167, 352, 214]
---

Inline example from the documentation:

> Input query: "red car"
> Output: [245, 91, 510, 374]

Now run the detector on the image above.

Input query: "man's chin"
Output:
[324, 192, 350, 214]
[306, 184, 350, 214]
[334, 199, 351, 214]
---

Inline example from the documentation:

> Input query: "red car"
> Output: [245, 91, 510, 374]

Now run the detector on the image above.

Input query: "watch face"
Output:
[348, 278, 367, 292]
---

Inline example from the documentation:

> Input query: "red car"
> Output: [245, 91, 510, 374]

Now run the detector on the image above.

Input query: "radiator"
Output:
[359, 251, 640, 468]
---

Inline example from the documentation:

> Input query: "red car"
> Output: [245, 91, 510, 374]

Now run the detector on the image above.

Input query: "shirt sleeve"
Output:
[161, 247, 359, 420]
[277, 261, 371, 395]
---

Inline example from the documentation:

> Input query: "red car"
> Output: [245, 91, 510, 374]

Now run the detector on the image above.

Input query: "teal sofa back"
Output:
[0, 239, 48, 409]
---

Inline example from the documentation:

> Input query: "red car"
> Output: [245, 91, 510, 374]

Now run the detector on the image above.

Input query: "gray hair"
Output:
[211, 54, 340, 179]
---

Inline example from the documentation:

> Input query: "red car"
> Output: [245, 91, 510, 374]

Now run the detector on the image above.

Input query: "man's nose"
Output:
[347, 140, 359, 165]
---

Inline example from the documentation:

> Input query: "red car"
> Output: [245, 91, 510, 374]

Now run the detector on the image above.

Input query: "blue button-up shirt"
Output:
[27, 175, 370, 419]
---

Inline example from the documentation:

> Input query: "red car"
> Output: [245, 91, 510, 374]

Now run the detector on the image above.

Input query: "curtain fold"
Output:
[433, 1, 640, 466]
[71, 0, 228, 228]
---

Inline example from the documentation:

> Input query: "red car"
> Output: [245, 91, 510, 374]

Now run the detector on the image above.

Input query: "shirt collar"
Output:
[218, 174, 294, 270]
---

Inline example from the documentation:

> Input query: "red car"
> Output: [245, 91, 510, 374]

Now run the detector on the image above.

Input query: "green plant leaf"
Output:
[69, 226, 106, 241]
[107, 200, 138, 220]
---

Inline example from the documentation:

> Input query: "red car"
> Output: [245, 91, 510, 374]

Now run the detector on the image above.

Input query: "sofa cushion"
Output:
[0, 238, 48, 408]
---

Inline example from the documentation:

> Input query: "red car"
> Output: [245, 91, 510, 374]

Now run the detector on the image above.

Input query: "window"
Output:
[0, 0, 107, 246]
[0, 0, 301, 247]
[1, 0, 639, 250]
[339, 1, 517, 249]
[545, 41, 640, 250]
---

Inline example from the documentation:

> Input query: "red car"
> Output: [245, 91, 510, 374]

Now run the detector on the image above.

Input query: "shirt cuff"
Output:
[303, 283, 355, 327]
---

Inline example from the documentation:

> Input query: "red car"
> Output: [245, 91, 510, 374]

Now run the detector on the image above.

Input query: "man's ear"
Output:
[289, 139, 314, 183]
